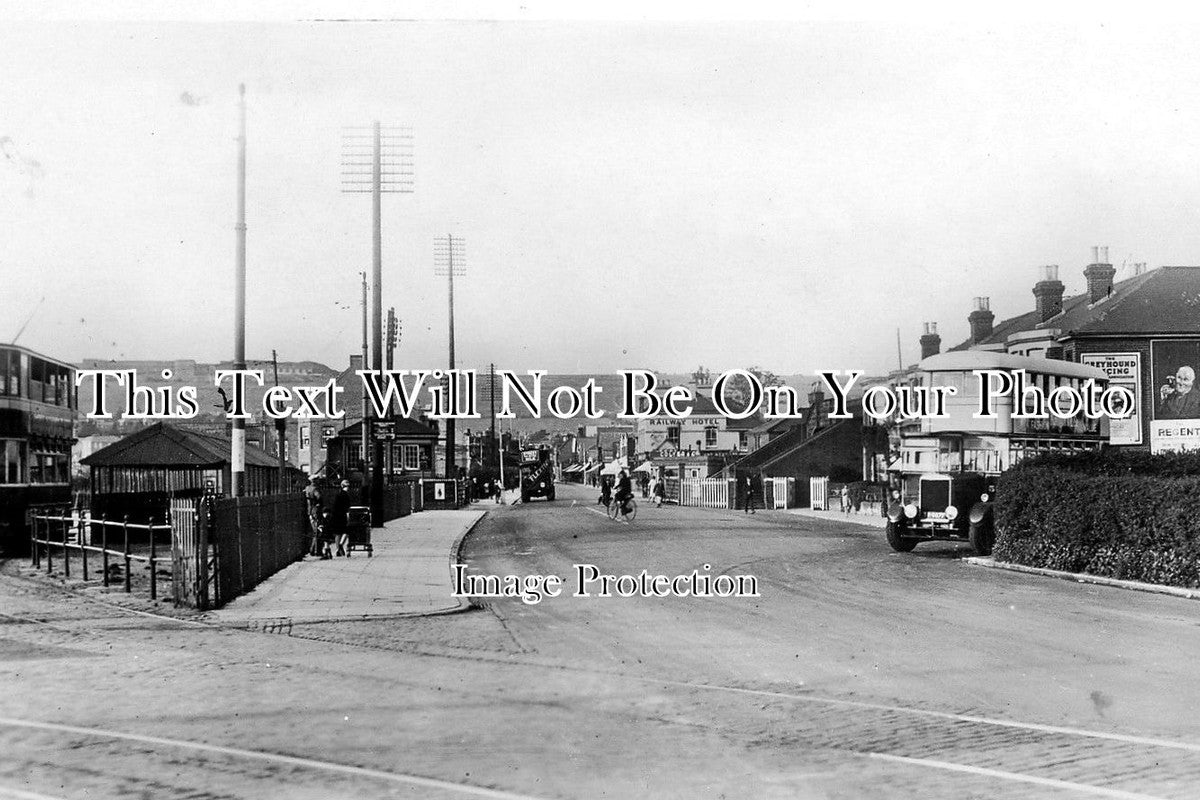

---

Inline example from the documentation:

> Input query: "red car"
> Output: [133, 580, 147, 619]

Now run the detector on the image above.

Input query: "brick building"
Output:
[941, 247, 1200, 453]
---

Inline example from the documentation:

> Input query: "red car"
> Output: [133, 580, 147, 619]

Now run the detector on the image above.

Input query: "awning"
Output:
[633, 462, 655, 474]
[601, 458, 628, 476]
[563, 464, 584, 473]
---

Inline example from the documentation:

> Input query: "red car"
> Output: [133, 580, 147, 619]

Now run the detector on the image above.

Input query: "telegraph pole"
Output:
[341, 121, 412, 525]
[360, 270, 368, 490]
[272, 350, 285, 485]
[489, 362, 497, 479]
[232, 83, 247, 498]
[434, 235, 465, 477]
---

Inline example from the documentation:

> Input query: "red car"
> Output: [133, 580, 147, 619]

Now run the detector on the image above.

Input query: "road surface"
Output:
[2, 482, 1199, 799]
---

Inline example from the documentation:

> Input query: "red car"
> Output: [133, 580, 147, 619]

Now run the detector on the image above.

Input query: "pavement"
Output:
[783, 506, 887, 528]
[204, 507, 487, 625]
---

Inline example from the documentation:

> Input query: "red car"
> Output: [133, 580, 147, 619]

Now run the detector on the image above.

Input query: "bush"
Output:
[994, 452, 1200, 588]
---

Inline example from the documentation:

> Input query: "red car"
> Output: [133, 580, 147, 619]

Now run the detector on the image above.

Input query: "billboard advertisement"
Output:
[1080, 353, 1142, 446]
[1150, 340, 1200, 453]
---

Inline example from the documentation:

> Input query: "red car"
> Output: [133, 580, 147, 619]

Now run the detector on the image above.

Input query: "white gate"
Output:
[678, 478, 730, 508]
[771, 477, 796, 509]
[810, 476, 829, 510]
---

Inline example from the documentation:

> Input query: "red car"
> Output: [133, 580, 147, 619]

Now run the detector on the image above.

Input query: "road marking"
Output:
[865, 753, 1169, 800]
[0, 787, 71, 800]
[0, 716, 550, 800]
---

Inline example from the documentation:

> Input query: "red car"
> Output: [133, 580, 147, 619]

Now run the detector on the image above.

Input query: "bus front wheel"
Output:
[886, 521, 917, 553]
[969, 518, 995, 556]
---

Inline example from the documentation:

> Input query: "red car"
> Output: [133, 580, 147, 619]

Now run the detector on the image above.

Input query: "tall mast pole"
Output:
[446, 233, 456, 478]
[232, 83, 247, 498]
[340, 120, 412, 518]
[369, 122, 386, 522]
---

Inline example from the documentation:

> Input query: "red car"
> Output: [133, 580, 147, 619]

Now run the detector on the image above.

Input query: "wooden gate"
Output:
[810, 476, 829, 510]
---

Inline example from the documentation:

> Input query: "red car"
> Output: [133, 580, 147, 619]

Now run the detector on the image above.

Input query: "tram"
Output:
[0, 344, 76, 555]
[885, 351, 1111, 556]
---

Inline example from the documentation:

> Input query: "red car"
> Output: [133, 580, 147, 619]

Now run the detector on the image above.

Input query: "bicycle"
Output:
[606, 495, 638, 523]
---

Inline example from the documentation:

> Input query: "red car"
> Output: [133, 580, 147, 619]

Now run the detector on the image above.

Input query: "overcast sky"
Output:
[5, 13, 1200, 377]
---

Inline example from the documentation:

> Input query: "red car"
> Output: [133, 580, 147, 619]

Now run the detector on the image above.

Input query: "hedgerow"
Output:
[993, 451, 1200, 588]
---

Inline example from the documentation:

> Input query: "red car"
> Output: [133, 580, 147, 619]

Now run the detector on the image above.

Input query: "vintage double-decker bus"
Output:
[885, 351, 1111, 555]
[0, 344, 76, 555]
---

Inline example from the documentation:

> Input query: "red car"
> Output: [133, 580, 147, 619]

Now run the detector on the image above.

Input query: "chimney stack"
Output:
[919, 322, 941, 359]
[1033, 265, 1064, 322]
[1084, 245, 1116, 304]
[968, 296, 994, 344]
[349, 354, 364, 372]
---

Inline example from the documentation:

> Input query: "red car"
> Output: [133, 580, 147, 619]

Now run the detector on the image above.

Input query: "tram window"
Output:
[1, 440, 22, 483]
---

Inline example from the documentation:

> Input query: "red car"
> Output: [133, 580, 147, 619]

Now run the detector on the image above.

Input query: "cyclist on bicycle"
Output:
[614, 469, 633, 522]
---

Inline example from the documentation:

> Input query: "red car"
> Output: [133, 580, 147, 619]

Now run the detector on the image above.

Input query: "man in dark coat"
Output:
[329, 479, 352, 557]
[303, 476, 324, 557]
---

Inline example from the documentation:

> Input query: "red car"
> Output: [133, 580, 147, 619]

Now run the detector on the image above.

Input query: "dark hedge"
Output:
[993, 451, 1200, 588]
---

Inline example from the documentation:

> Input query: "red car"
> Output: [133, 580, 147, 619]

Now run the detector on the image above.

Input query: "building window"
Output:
[705, 427, 718, 447]
[403, 444, 420, 470]
[300, 427, 311, 450]
[666, 425, 680, 444]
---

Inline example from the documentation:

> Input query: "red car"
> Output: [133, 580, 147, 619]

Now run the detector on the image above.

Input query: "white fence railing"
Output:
[678, 478, 731, 509]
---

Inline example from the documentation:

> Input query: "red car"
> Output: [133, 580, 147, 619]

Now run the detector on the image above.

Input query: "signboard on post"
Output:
[1080, 353, 1142, 446]
[373, 421, 396, 442]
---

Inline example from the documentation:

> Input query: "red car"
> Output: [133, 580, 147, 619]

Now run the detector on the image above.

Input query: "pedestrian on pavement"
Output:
[744, 474, 757, 514]
[303, 476, 324, 557]
[330, 479, 352, 557]
[840, 485, 850, 514]
[652, 477, 665, 507]
[614, 469, 634, 522]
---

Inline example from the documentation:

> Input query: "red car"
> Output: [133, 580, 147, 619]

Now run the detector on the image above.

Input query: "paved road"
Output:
[1, 483, 1199, 799]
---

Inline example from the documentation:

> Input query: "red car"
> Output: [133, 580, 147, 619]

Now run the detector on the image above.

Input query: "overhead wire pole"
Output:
[232, 83, 247, 498]
[434, 234, 465, 477]
[341, 122, 413, 526]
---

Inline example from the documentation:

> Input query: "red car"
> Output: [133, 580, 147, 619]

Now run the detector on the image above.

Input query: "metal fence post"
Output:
[79, 508, 88, 582]
[149, 515, 157, 601]
[61, 510, 70, 579]
[30, 513, 39, 569]
[123, 515, 131, 594]
[45, 512, 52, 575]
[101, 515, 110, 588]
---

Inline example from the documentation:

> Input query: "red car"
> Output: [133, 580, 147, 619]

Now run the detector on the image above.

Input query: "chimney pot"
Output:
[969, 296, 995, 344]
[919, 322, 941, 359]
[1033, 266, 1065, 321]
[1084, 255, 1117, 304]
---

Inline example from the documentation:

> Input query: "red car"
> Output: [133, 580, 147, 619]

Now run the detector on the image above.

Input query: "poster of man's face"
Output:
[1151, 340, 1200, 421]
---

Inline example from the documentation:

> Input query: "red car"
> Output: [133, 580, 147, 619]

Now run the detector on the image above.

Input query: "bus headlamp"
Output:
[980, 492, 990, 503]
[945, 505, 959, 521]
[903, 503, 918, 519]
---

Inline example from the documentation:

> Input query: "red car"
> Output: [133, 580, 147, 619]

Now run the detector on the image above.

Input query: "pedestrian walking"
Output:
[652, 477, 665, 508]
[744, 474, 757, 514]
[329, 479, 351, 557]
[303, 476, 324, 557]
